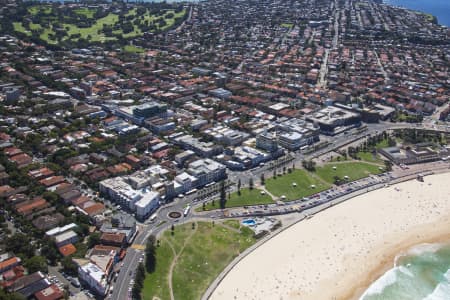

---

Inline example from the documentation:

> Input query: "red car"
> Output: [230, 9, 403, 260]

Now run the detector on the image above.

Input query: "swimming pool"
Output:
[242, 219, 256, 226]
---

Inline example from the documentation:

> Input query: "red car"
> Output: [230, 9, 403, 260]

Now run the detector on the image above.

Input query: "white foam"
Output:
[398, 265, 414, 278]
[423, 268, 450, 300]
[359, 267, 398, 299]
[406, 243, 445, 257]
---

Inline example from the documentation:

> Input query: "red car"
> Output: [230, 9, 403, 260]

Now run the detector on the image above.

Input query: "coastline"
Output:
[332, 217, 450, 300]
[383, 0, 448, 27]
[210, 172, 450, 300]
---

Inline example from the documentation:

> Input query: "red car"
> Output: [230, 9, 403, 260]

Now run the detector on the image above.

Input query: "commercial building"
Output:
[135, 190, 160, 220]
[208, 88, 232, 99]
[274, 118, 320, 150]
[173, 134, 223, 158]
[99, 170, 161, 219]
[256, 131, 279, 152]
[186, 159, 226, 187]
[204, 126, 250, 146]
[133, 102, 168, 119]
[306, 106, 361, 135]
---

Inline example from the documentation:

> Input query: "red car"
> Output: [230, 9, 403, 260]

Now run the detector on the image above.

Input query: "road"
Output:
[111, 121, 450, 300]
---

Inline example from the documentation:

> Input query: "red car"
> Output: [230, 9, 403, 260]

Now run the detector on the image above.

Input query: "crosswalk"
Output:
[131, 244, 145, 250]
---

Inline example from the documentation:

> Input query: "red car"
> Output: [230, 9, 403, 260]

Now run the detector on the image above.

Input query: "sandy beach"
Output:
[210, 172, 450, 300]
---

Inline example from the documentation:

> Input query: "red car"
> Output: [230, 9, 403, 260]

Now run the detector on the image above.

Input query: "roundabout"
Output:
[168, 211, 182, 219]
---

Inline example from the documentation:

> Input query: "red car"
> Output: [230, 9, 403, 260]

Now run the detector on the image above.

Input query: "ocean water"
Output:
[385, 0, 450, 27]
[361, 242, 450, 300]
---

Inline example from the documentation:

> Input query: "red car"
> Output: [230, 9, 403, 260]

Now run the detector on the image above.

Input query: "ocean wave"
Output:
[405, 243, 445, 257]
[398, 265, 414, 278]
[359, 267, 398, 299]
[423, 269, 450, 300]
[394, 243, 444, 267]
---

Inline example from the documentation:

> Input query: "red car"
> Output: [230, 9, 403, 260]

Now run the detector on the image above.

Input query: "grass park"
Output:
[265, 169, 331, 201]
[9, 4, 186, 46]
[315, 161, 383, 184]
[142, 221, 256, 300]
[200, 188, 274, 211]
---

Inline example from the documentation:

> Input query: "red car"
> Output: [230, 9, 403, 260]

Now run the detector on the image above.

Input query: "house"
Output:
[100, 233, 126, 248]
[8, 272, 50, 298]
[32, 213, 65, 231]
[0, 257, 21, 273]
[34, 284, 64, 300]
[54, 230, 78, 247]
[58, 244, 77, 257]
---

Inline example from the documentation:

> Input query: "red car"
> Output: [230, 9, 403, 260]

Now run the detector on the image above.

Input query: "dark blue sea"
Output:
[385, 0, 450, 27]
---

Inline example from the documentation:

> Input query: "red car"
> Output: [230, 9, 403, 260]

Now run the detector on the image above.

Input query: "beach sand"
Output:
[210, 172, 450, 300]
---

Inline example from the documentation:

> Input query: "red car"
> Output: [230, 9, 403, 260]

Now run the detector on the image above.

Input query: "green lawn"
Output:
[201, 188, 274, 211]
[74, 8, 96, 19]
[13, 22, 30, 36]
[222, 219, 241, 230]
[265, 169, 331, 201]
[28, 5, 51, 15]
[315, 162, 383, 184]
[64, 13, 119, 42]
[123, 45, 145, 53]
[357, 151, 383, 163]
[375, 139, 390, 150]
[281, 23, 293, 28]
[12, 6, 186, 45]
[142, 222, 256, 300]
[141, 241, 174, 300]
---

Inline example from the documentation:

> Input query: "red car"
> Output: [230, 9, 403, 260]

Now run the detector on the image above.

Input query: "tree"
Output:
[145, 235, 156, 273]
[132, 283, 141, 300]
[135, 262, 145, 288]
[24, 256, 48, 273]
[333, 176, 342, 185]
[384, 160, 393, 171]
[249, 178, 254, 190]
[5, 233, 35, 259]
[219, 181, 226, 209]
[88, 232, 101, 248]
[0, 289, 26, 300]
[260, 174, 265, 185]
[41, 236, 60, 266]
[237, 178, 241, 196]
[61, 256, 77, 276]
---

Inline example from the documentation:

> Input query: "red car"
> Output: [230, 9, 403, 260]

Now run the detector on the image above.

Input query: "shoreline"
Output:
[335, 217, 450, 300]
[210, 172, 450, 300]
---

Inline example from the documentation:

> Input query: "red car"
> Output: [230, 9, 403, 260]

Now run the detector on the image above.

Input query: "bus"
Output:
[186, 188, 198, 195]
[149, 214, 157, 223]
[183, 205, 191, 217]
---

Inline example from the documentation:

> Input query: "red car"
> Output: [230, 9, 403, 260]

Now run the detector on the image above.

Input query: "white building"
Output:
[54, 230, 78, 247]
[135, 191, 160, 220]
[187, 159, 226, 187]
[78, 262, 108, 296]
[45, 223, 78, 237]
[100, 176, 161, 217]
[174, 172, 198, 194]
